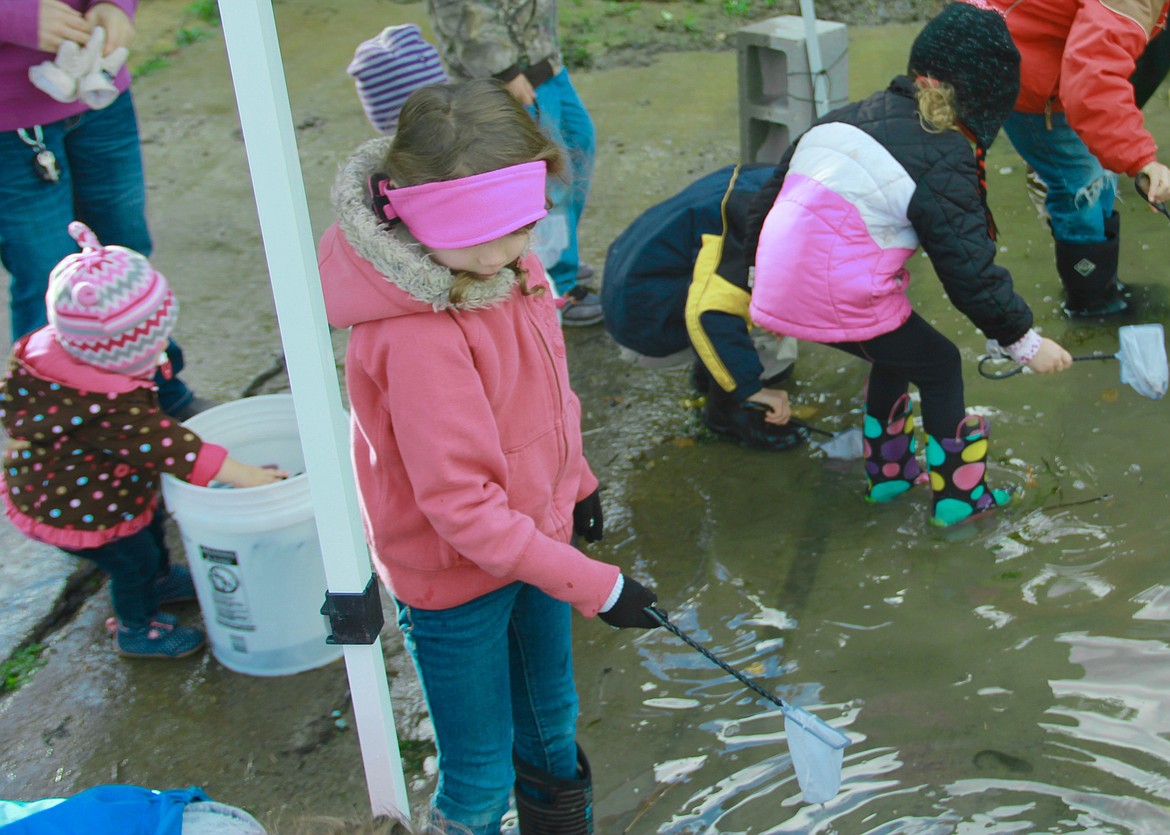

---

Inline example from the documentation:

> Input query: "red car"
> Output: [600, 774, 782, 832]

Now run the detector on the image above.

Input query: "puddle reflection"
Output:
[581, 382, 1170, 832]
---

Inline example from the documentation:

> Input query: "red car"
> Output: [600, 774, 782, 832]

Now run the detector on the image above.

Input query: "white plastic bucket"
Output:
[161, 394, 342, 676]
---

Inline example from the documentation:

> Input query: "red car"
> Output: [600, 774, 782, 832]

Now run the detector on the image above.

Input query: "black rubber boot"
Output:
[1054, 213, 1128, 317]
[513, 745, 593, 835]
[1103, 210, 1132, 301]
[701, 383, 807, 451]
[690, 359, 712, 394]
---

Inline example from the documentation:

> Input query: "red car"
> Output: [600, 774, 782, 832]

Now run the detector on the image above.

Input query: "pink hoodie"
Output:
[317, 139, 618, 615]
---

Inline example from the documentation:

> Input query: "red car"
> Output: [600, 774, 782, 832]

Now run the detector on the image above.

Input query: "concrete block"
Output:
[736, 15, 849, 164]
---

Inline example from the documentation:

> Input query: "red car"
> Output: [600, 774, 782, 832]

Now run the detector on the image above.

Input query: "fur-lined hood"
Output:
[318, 137, 519, 330]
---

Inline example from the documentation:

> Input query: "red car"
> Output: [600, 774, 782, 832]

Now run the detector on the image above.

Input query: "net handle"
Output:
[978, 353, 1116, 380]
[646, 605, 786, 710]
[1136, 173, 1170, 221]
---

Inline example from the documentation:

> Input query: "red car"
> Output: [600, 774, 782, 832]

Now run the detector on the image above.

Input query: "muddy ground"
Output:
[0, 1, 934, 830]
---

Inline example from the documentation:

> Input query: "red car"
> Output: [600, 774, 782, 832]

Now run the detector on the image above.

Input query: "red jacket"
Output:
[317, 139, 618, 615]
[975, 0, 1168, 175]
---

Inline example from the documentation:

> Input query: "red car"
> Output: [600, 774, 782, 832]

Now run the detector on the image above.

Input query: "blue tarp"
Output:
[0, 785, 208, 834]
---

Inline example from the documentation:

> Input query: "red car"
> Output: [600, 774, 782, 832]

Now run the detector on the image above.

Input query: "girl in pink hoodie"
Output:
[317, 79, 661, 835]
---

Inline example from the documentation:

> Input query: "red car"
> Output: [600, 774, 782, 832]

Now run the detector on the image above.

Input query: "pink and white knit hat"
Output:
[47, 221, 178, 378]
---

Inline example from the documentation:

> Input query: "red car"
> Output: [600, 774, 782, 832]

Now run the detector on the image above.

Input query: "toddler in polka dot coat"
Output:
[0, 222, 287, 659]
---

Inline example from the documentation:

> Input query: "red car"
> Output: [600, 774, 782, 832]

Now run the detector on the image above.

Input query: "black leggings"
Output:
[829, 312, 966, 438]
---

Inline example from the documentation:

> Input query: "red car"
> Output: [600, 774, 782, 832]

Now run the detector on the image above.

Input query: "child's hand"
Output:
[503, 73, 537, 106]
[213, 457, 290, 488]
[1138, 161, 1170, 206]
[746, 387, 791, 424]
[1026, 338, 1073, 374]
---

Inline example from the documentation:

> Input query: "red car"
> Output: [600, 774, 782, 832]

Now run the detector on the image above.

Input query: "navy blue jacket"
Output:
[601, 164, 775, 400]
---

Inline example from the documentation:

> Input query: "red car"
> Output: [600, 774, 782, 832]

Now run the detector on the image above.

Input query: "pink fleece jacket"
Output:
[0, 0, 136, 132]
[317, 138, 619, 616]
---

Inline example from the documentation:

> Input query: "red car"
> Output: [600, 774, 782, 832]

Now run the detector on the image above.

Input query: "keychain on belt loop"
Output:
[16, 126, 61, 184]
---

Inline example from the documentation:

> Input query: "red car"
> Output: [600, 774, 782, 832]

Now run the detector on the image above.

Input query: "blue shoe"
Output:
[155, 565, 197, 605]
[108, 613, 205, 659]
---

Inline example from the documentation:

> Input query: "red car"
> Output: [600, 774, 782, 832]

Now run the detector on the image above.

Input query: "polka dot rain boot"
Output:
[864, 393, 924, 503]
[926, 413, 1012, 526]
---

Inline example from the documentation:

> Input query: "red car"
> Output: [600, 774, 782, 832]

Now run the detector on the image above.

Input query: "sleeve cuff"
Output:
[734, 381, 763, 403]
[188, 443, 229, 486]
[1005, 329, 1042, 365]
[600, 574, 623, 613]
[492, 64, 522, 83]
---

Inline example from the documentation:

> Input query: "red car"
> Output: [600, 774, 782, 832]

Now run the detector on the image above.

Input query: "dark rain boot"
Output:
[1103, 210, 1132, 300]
[864, 393, 924, 503]
[701, 383, 808, 451]
[1054, 214, 1127, 317]
[925, 414, 1012, 526]
[513, 745, 593, 835]
[690, 358, 713, 394]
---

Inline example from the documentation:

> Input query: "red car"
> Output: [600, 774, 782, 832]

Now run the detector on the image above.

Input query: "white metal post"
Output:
[799, 0, 831, 118]
[217, 1, 410, 821]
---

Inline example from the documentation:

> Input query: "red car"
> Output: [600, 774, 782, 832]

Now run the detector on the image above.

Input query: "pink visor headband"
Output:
[374, 160, 548, 248]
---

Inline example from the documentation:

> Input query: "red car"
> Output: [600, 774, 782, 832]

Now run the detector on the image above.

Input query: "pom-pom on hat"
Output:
[347, 24, 448, 134]
[47, 221, 178, 378]
[908, 1, 1020, 150]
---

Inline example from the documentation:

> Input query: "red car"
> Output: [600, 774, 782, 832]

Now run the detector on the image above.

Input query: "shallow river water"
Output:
[568, 173, 1170, 832]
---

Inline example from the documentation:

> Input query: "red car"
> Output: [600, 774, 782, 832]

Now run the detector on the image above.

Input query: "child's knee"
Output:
[1072, 172, 1116, 211]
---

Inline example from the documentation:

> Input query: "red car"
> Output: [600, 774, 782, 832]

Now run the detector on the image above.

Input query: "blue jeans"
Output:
[396, 583, 580, 834]
[1003, 110, 1117, 244]
[64, 511, 170, 629]
[0, 91, 192, 413]
[530, 71, 596, 294]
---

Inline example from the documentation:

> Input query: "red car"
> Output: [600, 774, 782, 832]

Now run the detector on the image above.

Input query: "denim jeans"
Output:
[1003, 110, 1117, 244]
[396, 583, 580, 834]
[64, 511, 170, 629]
[530, 71, 596, 294]
[0, 91, 192, 413]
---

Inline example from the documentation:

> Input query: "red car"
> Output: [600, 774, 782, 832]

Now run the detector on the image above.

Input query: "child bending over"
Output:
[746, 3, 1073, 526]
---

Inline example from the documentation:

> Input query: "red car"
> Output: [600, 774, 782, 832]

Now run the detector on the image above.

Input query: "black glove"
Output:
[599, 575, 663, 629]
[573, 488, 604, 543]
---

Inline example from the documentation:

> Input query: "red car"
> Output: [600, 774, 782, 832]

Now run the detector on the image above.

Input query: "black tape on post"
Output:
[321, 575, 385, 645]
